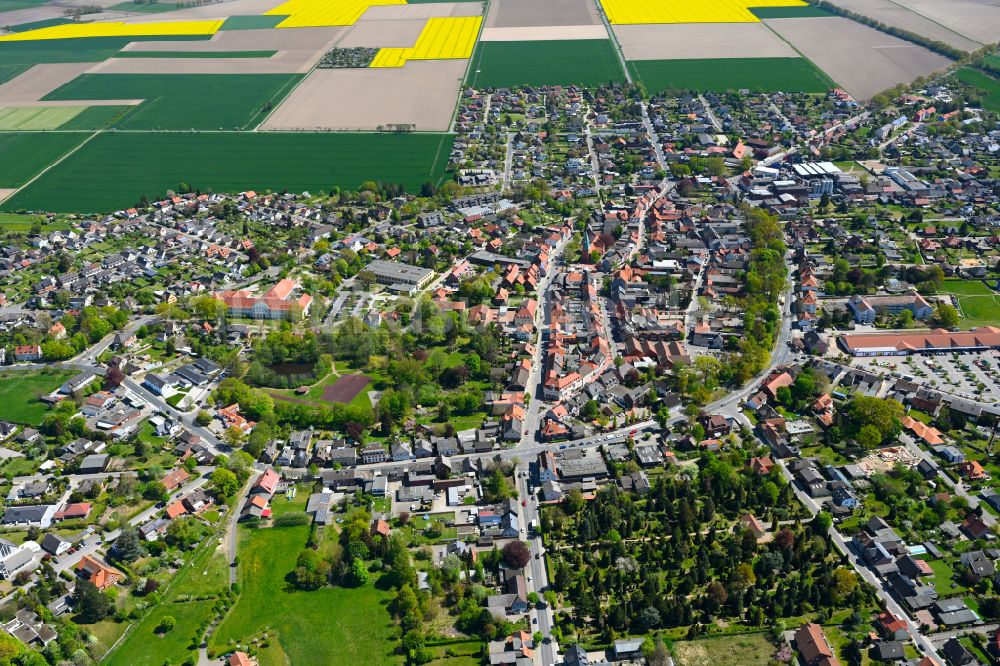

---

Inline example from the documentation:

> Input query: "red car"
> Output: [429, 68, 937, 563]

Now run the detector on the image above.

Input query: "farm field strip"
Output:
[764, 16, 954, 100]
[614, 22, 796, 60]
[467, 38, 626, 87]
[598, 0, 807, 24]
[0, 131, 92, 188]
[886, 0, 1000, 45]
[2, 131, 455, 213]
[265, 0, 404, 27]
[479, 25, 608, 41]
[627, 56, 835, 93]
[370, 15, 481, 67]
[823, 0, 982, 52]
[0, 19, 224, 41]
[0, 104, 85, 129]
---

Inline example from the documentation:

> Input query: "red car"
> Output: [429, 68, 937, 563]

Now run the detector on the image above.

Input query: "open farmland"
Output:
[261, 58, 466, 131]
[42, 72, 302, 129]
[0, 19, 224, 41]
[0, 131, 89, 187]
[823, 0, 982, 52]
[628, 57, 834, 93]
[614, 22, 796, 61]
[765, 17, 953, 100]
[0, 63, 28, 84]
[467, 39, 625, 87]
[486, 0, 600, 27]
[598, 0, 807, 24]
[0, 35, 214, 65]
[888, 0, 1000, 45]
[2, 131, 454, 212]
[0, 62, 106, 103]
[0, 105, 86, 129]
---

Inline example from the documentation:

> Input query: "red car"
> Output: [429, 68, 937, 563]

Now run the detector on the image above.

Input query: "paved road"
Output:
[123, 377, 229, 457]
[514, 463, 557, 665]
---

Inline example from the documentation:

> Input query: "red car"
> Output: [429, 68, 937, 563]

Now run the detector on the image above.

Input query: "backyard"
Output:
[0, 369, 73, 425]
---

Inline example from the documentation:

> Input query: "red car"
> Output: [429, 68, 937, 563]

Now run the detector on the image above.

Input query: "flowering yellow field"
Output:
[0, 20, 223, 41]
[264, 0, 405, 27]
[370, 16, 482, 68]
[599, 0, 807, 24]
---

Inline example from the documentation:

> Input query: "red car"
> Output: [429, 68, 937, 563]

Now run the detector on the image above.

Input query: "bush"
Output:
[274, 512, 310, 527]
[155, 615, 176, 634]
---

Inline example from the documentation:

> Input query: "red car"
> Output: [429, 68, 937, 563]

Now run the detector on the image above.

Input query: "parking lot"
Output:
[852, 350, 1000, 404]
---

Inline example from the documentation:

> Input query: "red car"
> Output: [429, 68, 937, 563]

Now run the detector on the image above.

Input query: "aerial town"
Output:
[0, 0, 997, 665]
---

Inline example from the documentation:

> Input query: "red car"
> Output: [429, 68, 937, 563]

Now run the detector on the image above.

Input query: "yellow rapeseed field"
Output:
[370, 15, 481, 68]
[265, 0, 405, 28]
[0, 20, 223, 41]
[598, 0, 807, 24]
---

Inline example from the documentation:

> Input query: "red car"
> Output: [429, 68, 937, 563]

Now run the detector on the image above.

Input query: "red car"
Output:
[521, 499, 527, 507]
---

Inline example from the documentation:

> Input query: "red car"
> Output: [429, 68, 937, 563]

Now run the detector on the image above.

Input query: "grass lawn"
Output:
[4, 131, 454, 213]
[672, 633, 775, 666]
[105, 541, 229, 666]
[939, 279, 1000, 327]
[0, 370, 73, 425]
[466, 40, 626, 88]
[211, 520, 401, 665]
[0, 212, 45, 232]
[627, 57, 835, 93]
[0, 132, 91, 188]
[44, 73, 301, 130]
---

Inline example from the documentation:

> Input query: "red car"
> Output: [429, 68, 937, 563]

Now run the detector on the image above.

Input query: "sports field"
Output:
[940, 279, 1000, 327]
[599, 0, 806, 24]
[43, 73, 301, 130]
[467, 39, 625, 87]
[0, 370, 73, 425]
[955, 67, 1000, 111]
[3, 131, 454, 212]
[627, 57, 835, 93]
[0, 132, 90, 188]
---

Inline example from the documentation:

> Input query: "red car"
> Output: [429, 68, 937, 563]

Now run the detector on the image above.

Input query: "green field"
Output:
[0, 63, 28, 85]
[0, 132, 90, 188]
[940, 278, 1000, 327]
[0, 106, 88, 130]
[219, 15, 288, 30]
[955, 67, 1000, 112]
[6, 17, 73, 32]
[108, 0, 186, 12]
[113, 50, 277, 58]
[466, 40, 626, 88]
[0, 0, 48, 11]
[0, 35, 213, 65]
[4, 131, 453, 212]
[44, 73, 301, 130]
[105, 543, 230, 666]
[0, 212, 45, 232]
[0, 370, 73, 425]
[750, 4, 834, 18]
[628, 57, 835, 93]
[211, 519, 400, 664]
[56, 105, 134, 130]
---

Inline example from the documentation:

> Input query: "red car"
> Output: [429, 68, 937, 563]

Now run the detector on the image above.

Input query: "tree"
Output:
[155, 616, 176, 634]
[502, 540, 530, 569]
[349, 558, 370, 586]
[932, 303, 960, 329]
[111, 527, 142, 563]
[195, 410, 212, 427]
[210, 467, 239, 498]
[73, 580, 113, 623]
[104, 365, 124, 390]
